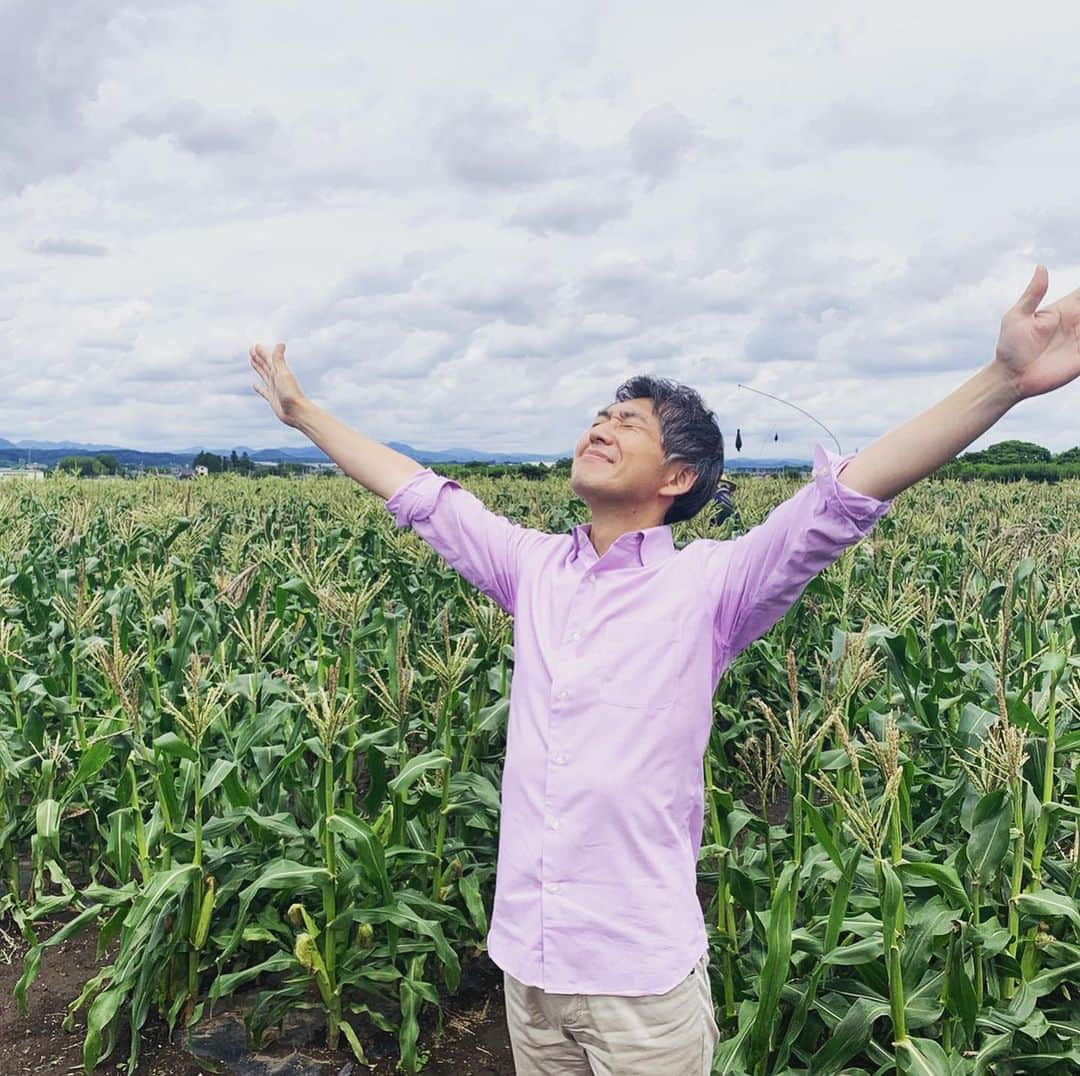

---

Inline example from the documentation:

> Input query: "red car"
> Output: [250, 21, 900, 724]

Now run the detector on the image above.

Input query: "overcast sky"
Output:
[2, 2, 1080, 459]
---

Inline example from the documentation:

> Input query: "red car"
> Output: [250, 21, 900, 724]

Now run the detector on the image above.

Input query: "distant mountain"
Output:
[0, 438, 567, 469]
[726, 457, 809, 470]
[11, 439, 129, 452]
[0, 435, 810, 470]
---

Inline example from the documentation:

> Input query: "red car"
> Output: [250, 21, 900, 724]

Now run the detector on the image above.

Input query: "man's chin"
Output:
[570, 476, 605, 501]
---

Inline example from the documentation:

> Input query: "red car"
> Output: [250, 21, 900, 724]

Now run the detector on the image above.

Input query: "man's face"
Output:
[569, 397, 692, 516]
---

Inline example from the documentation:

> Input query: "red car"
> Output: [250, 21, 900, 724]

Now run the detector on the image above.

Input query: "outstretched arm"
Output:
[249, 341, 540, 614]
[249, 342, 422, 500]
[839, 265, 1080, 501]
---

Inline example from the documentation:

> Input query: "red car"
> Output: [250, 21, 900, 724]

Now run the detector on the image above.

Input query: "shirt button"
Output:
[570, 631, 581, 642]
[546, 882, 560, 893]
[558, 690, 569, 700]
[548, 816, 561, 830]
[554, 754, 567, 765]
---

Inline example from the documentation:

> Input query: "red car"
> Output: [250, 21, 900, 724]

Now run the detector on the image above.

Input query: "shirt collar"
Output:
[570, 521, 675, 569]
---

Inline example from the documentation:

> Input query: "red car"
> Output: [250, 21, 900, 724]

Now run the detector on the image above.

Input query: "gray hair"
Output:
[613, 374, 726, 525]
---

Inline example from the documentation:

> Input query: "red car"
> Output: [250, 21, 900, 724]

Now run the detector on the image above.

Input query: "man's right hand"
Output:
[250, 342, 308, 427]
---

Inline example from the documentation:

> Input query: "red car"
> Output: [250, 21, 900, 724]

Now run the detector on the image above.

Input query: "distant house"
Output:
[0, 467, 45, 481]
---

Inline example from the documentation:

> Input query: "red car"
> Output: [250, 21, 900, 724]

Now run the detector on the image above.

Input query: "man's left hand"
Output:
[994, 265, 1080, 401]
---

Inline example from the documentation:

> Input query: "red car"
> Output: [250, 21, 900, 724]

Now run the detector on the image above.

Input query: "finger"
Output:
[252, 381, 268, 400]
[250, 355, 268, 382]
[1015, 264, 1048, 316]
[272, 343, 286, 364]
[1058, 285, 1080, 315]
[252, 345, 273, 376]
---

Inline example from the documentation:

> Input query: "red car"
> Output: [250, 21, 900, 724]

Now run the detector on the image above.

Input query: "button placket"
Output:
[547, 676, 569, 911]
[548, 569, 595, 919]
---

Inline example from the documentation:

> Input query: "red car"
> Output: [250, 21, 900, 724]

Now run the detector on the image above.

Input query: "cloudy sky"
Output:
[3, 1, 1080, 460]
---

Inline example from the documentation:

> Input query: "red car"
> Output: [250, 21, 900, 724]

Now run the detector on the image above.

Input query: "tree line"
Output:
[934, 440, 1080, 482]
[192, 450, 255, 474]
[45, 440, 1080, 484]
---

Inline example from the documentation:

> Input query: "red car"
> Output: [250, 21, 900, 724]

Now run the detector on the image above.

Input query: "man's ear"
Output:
[664, 465, 697, 495]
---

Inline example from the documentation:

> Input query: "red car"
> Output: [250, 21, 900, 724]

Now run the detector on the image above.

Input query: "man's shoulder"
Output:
[678, 535, 729, 556]
[513, 525, 566, 555]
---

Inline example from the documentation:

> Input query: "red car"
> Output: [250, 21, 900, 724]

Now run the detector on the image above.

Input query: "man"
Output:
[249, 266, 1079, 1074]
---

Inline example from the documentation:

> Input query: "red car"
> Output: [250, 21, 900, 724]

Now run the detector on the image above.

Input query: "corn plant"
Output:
[0, 467, 1077, 1074]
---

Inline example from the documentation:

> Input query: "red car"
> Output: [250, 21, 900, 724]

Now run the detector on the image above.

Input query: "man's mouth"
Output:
[583, 450, 612, 463]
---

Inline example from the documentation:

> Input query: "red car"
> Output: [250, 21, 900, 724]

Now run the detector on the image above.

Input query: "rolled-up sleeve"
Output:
[384, 467, 535, 615]
[710, 443, 893, 663]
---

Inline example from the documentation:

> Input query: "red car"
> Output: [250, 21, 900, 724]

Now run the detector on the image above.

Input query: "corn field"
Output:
[0, 470, 1078, 1075]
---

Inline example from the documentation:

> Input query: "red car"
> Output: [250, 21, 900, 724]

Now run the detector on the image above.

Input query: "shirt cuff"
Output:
[384, 467, 460, 529]
[812, 442, 894, 534]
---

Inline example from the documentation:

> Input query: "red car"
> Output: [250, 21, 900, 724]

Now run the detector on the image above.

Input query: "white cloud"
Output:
[627, 104, 698, 183]
[27, 238, 110, 257]
[507, 182, 632, 236]
[3, 0, 1080, 458]
[128, 99, 279, 156]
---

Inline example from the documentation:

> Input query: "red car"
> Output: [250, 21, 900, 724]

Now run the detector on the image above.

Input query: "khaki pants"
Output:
[502, 949, 720, 1075]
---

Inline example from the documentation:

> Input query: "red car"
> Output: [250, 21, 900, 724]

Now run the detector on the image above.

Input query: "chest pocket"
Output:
[591, 614, 684, 711]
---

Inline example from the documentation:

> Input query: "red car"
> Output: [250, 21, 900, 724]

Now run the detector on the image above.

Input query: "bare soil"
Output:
[0, 914, 516, 1075]
[0, 789, 787, 1075]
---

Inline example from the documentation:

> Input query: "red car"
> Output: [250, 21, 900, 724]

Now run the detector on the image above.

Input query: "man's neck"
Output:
[587, 510, 666, 558]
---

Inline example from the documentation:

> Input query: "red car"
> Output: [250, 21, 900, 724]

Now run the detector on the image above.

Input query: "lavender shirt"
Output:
[385, 444, 893, 995]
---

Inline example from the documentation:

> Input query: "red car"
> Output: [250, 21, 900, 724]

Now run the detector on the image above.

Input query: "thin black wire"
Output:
[711, 382, 841, 527]
[735, 383, 843, 455]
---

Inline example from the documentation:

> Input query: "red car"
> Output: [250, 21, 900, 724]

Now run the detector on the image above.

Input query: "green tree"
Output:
[959, 439, 1051, 465]
[55, 455, 105, 477]
[193, 451, 224, 473]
